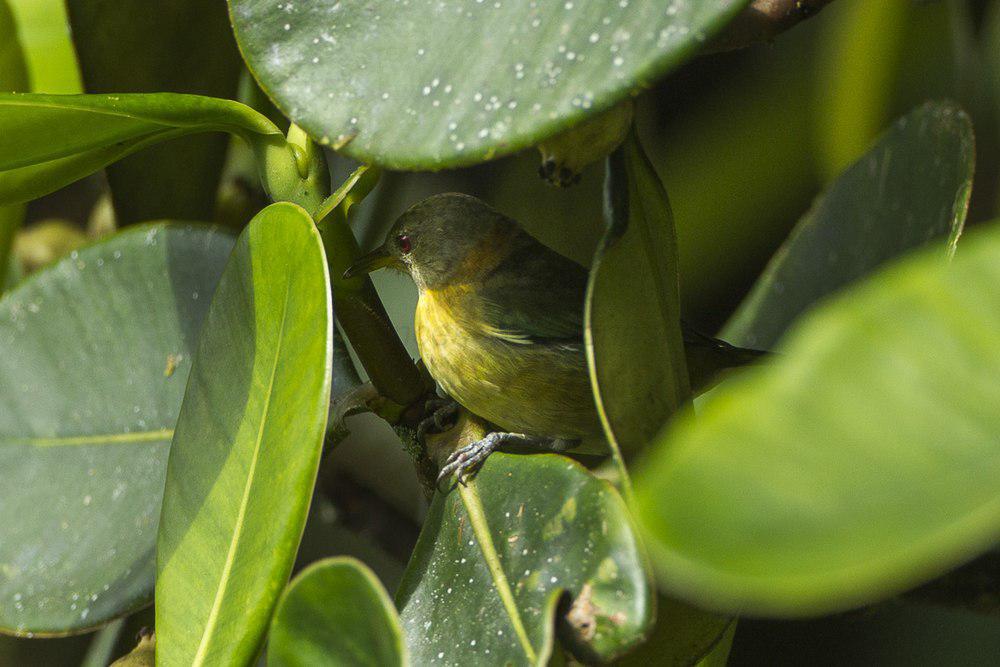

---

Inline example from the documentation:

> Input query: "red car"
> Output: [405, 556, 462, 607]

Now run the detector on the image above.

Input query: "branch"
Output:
[705, 0, 837, 54]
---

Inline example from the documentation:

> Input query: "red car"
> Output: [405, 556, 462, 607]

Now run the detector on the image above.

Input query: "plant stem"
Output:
[313, 166, 428, 407]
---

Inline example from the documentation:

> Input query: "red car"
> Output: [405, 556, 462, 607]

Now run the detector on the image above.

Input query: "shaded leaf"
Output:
[724, 102, 974, 350]
[397, 448, 652, 666]
[228, 0, 751, 169]
[0, 224, 234, 635]
[616, 597, 731, 667]
[66, 0, 242, 224]
[586, 130, 688, 456]
[155, 202, 332, 665]
[269, 557, 406, 667]
[635, 222, 1000, 616]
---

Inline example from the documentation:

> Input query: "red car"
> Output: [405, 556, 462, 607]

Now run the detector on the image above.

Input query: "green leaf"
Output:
[724, 102, 974, 350]
[6, 0, 81, 93]
[65, 0, 242, 224]
[634, 221, 1000, 616]
[268, 557, 407, 667]
[155, 202, 332, 666]
[228, 0, 751, 169]
[0, 224, 234, 635]
[0, 92, 285, 206]
[396, 452, 652, 666]
[616, 597, 731, 667]
[0, 0, 27, 292]
[586, 131, 688, 459]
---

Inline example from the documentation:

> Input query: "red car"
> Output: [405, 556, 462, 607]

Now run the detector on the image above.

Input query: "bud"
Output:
[538, 99, 634, 187]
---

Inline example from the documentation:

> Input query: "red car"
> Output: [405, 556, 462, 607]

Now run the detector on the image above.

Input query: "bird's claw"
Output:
[436, 433, 503, 489]
[416, 398, 460, 443]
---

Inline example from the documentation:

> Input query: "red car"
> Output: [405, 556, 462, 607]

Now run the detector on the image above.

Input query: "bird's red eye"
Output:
[397, 234, 412, 254]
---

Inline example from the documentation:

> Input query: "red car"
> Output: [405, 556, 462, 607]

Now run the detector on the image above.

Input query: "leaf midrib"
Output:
[190, 278, 293, 666]
[1, 429, 173, 447]
[458, 482, 537, 664]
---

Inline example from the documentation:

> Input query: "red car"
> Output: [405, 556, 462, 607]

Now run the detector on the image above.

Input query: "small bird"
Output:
[345, 193, 762, 484]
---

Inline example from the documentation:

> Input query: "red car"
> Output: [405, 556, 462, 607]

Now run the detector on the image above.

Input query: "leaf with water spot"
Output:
[723, 102, 974, 350]
[269, 557, 407, 667]
[155, 202, 332, 665]
[228, 0, 751, 169]
[0, 224, 234, 636]
[396, 449, 652, 666]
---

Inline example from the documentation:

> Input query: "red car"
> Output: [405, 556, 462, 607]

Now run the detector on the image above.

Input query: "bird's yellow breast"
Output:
[414, 286, 601, 440]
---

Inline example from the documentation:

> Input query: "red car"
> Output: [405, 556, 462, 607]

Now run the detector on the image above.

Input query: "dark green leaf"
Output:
[66, 0, 242, 224]
[397, 451, 652, 666]
[724, 102, 974, 350]
[229, 0, 751, 169]
[155, 202, 332, 665]
[635, 222, 1000, 616]
[586, 131, 688, 456]
[269, 557, 406, 667]
[0, 224, 234, 635]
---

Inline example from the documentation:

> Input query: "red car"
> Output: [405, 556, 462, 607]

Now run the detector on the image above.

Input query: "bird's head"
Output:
[344, 193, 518, 290]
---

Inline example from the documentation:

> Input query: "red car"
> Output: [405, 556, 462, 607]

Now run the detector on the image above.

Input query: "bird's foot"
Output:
[437, 432, 549, 488]
[416, 398, 460, 443]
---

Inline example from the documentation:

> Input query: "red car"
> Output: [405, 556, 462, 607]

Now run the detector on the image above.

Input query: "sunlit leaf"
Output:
[155, 202, 332, 665]
[229, 0, 751, 169]
[635, 222, 1000, 616]
[0, 92, 282, 206]
[0, 224, 233, 635]
[269, 558, 406, 667]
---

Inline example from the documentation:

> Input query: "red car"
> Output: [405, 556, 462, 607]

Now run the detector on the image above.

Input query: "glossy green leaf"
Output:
[635, 222, 1000, 616]
[66, 0, 242, 224]
[155, 202, 332, 666]
[0, 92, 282, 206]
[269, 557, 406, 667]
[0, 224, 234, 635]
[724, 102, 974, 350]
[586, 131, 688, 457]
[0, 0, 27, 291]
[229, 0, 751, 169]
[397, 452, 652, 666]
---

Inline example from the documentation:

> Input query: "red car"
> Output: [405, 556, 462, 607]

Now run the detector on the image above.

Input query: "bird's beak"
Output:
[343, 244, 394, 279]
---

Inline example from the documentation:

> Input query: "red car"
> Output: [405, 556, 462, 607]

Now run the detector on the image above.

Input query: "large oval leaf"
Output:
[229, 0, 750, 169]
[268, 557, 406, 667]
[634, 222, 1000, 616]
[155, 202, 332, 665]
[0, 224, 234, 635]
[397, 449, 652, 665]
[723, 102, 974, 350]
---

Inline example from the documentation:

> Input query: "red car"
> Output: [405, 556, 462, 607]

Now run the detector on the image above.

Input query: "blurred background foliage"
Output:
[4, 0, 1000, 663]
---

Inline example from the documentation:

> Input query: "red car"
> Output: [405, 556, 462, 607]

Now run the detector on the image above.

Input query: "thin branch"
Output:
[705, 0, 838, 54]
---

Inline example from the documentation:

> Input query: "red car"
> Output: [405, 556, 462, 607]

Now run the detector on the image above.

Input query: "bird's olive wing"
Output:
[476, 238, 588, 344]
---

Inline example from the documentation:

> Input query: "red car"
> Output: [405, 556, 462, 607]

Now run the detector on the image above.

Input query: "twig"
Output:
[705, 0, 837, 54]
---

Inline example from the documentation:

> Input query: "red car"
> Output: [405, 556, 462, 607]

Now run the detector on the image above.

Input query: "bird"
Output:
[345, 193, 763, 485]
